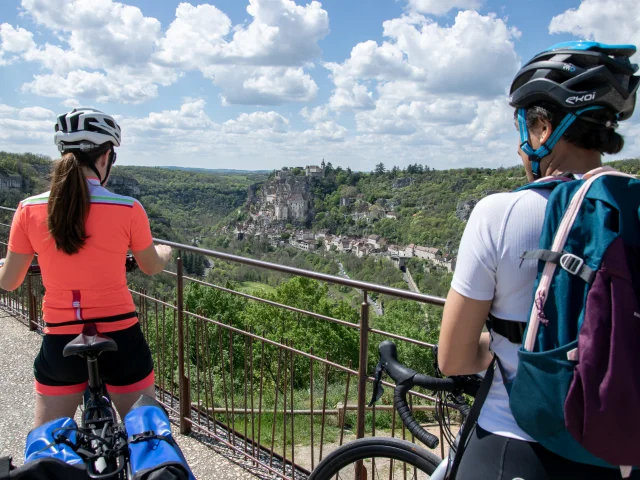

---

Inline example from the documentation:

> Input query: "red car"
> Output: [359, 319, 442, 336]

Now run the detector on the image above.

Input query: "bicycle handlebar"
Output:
[378, 341, 459, 448]
[125, 254, 138, 272]
[374, 340, 482, 450]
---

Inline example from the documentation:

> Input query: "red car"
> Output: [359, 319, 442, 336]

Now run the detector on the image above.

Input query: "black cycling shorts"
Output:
[34, 322, 155, 396]
[457, 425, 640, 480]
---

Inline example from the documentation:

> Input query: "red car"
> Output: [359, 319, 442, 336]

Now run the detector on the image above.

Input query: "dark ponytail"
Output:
[586, 124, 624, 154]
[523, 103, 625, 155]
[48, 151, 98, 254]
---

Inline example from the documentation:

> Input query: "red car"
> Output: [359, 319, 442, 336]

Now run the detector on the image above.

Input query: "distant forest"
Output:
[2, 151, 638, 255]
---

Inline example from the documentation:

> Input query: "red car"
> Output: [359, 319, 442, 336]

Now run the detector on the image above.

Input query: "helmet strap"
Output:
[88, 163, 103, 184]
[102, 149, 116, 186]
[79, 145, 115, 186]
[516, 106, 603, 180]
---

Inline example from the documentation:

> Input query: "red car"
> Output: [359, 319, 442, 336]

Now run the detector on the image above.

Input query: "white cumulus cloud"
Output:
[0, 104, 55, 151]
[407, 0, 483, 16]
[549, 0, 640, 61]
[0, 23, 35, 65]
[22, 70, 162, 104]
[13, 0, 329, 106]
[300, 105, 331, 123]
[155, 0, 328, 67]
[21, 0, 162, 68]
[207, 66, 318, 106]
[325, 10, 520, 112]
[223, 111, 290, 134]
[154, 0, 328, 105]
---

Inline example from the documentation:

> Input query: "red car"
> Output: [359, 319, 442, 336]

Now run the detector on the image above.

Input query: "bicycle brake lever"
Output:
[368, 361, 385, 407]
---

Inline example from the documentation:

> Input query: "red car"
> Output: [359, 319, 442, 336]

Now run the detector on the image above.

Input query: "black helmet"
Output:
[509, 41, 638, 179]
[510, 41, 639, 120]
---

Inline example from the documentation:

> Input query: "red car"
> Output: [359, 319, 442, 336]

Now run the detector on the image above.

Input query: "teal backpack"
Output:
[504, 167, 640, 476]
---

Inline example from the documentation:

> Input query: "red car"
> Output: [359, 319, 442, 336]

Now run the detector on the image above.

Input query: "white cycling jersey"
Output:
[451, 187, 553, 441]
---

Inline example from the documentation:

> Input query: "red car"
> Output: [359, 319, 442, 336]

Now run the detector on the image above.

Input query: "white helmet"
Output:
[54, 108, 121, 153]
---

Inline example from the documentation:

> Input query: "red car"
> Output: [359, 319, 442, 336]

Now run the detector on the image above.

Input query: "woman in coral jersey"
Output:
[0, 108, 172, 427]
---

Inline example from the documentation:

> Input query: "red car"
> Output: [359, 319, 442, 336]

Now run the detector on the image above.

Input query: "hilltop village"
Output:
[226, 161, 457, 273]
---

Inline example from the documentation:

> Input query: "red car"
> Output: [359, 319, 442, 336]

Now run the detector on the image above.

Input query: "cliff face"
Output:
[262, 175, 310, 199]
[253, 174, 313, 223]
[246, 183, 260, 205]
[455, 199, 478, 222]
[392, 177, 413, 189]
[108, 175, 141, 196]
[0, 174, 24, 190]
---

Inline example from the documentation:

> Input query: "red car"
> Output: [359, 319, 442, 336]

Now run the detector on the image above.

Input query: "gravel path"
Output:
[0, 312, 260, 479]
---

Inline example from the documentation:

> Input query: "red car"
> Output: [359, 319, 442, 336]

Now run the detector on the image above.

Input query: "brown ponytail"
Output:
[47, 152, 91, 254]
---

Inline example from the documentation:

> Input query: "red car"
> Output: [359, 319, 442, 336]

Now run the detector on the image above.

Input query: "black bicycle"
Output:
[21, 256, 140, 479]
[66, 324, 129, 478]
[308, 341, 483, 480]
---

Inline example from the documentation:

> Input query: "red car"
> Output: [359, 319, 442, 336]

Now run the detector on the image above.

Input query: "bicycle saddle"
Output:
[63, 323, 118, 357]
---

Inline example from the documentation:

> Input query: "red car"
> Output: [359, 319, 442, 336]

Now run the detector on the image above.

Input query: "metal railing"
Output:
[0, 206, 450, 478]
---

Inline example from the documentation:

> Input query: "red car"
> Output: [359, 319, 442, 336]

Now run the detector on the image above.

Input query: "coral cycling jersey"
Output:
[8, 177, 153, 335]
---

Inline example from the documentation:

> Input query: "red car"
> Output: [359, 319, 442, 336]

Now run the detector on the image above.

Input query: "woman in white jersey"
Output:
[437, 42, 639, 479]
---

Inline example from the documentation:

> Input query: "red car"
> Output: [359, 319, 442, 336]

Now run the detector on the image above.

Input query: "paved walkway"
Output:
[0, 312, 260, 479]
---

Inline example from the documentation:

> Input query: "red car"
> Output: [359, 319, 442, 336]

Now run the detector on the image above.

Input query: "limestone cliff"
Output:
[107, 175, 141, 196]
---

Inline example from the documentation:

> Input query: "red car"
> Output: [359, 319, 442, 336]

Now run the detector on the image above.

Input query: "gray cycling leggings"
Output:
[456, 426, 638, 480]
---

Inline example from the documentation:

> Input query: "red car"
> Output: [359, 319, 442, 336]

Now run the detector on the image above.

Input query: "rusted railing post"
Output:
[356, 290, 370, 441]
[26, 275, 36, 331]
[177, 252, 191, 434]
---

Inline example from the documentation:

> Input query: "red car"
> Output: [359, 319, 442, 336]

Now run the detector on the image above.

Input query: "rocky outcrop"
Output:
[108, 175, 140, 196]
[0, 174, 23, 190]
[392, 177, 413, 189]
[246, 183, 260, 205]
[32, 164, 52, 176]
[456, 199, 478, 222]
[451, 178, 469, 193]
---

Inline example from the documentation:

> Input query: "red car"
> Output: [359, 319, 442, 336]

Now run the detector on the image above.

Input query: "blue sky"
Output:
[1, 0, 639, 171]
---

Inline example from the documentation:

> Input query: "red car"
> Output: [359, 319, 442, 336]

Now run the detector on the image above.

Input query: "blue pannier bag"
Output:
[125, 395, 195, 480]
[21, 416, 88, 479]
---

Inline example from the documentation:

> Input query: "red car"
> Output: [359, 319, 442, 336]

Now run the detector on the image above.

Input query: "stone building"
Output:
[305, 165, 323, 177]
[414, 246, 441, 260]
[289, 194, 307, 220]
[367, 234, 382, 249]
[275, 202, 289, 221]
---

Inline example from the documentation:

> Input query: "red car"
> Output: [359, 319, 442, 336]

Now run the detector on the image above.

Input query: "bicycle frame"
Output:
[62, 325, 129, 480]
[81, 352, 126, 479]
[429, 439, 458, 480]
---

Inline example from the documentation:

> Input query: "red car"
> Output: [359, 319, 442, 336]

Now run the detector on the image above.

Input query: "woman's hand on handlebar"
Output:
[131, 243, 172, 275]
[156, 244, 172, 264]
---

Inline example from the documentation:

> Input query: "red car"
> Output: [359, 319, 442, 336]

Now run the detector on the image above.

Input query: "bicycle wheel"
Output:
[308, 437, 442, 480]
